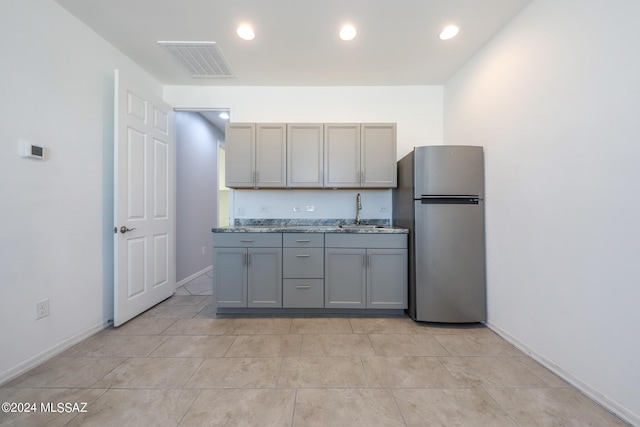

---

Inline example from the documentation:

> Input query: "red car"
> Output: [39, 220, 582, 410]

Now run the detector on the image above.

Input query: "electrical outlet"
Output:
[305, 206, 315, 212]
[260, 206, 268, 212]
[293, 206, 302, 212]
[36, 299, 49, 320]
[380, 207, 389, 212]
[201, 246, 206, 256]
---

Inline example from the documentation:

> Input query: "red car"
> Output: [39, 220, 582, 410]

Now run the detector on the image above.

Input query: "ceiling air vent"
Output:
[158, 41, 235, 78]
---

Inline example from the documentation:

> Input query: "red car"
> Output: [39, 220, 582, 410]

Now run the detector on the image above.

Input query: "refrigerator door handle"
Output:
[420, 195, 479, 199]
[420, 196, 480, 204]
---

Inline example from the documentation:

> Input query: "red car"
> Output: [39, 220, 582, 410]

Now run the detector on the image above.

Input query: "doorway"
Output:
[175, 109, 230, 285]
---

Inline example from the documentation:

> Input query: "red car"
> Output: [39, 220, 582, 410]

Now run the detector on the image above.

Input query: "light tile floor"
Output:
[0, 275, 629, 427]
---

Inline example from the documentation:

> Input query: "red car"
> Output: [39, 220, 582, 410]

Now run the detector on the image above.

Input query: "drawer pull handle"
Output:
[240, 239, 254, 242]
[296, 285, 311, 289]
[296, 254, 311, 257]
[296, 239, 311, 242]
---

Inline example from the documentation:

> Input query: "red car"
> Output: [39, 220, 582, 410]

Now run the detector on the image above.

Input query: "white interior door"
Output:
[114, 69, 175, 326]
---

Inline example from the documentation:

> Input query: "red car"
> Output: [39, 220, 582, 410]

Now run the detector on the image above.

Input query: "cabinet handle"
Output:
[363, 254, 366, 266]
[296, 239, 311, 243]
[367, 254, 370, 267]
[241, 239, 254, 242]
[247, 254, 251, 266]
[296, 254, 311, 258]
[296, 285, 311, 289]
[243, 253, 247, 265]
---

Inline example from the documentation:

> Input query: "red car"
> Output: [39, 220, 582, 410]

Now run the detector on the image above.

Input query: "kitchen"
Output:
[1, 0, 639, 425]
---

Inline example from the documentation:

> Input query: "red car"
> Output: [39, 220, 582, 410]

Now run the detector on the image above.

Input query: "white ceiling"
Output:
[55, 0, 532, 86]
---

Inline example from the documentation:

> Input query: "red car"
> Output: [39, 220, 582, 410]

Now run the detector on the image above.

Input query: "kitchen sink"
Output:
[337, 224, 384, 229]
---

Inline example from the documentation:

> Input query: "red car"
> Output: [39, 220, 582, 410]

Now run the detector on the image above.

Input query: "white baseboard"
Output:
[0, 319, 110, 386]
[486, 321, 639, 426]
[176, 265, 212, 288]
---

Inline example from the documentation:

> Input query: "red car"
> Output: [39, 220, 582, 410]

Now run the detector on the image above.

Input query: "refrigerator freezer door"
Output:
[414, 146, 484, 199]
[414, 200, 486, 322]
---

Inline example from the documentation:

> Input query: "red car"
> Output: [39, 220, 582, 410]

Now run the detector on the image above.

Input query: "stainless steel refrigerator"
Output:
[393, 146, 486, 323]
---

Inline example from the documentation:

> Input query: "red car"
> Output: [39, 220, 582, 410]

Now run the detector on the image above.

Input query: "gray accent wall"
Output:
[176, 112, 223, 282]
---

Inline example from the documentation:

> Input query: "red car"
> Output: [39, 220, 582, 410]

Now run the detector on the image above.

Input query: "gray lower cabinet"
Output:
[366, 249, 408, 308]
[282, 233, 324, 308]
[213, 232, 407, 311]
[324, 248, 367, 308]
[212, 247, 247, 307]
[213, 233, 283, 308]
[325, 234, 408, 309]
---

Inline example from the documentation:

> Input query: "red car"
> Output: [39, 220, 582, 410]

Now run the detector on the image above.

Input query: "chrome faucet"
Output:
[355, 193, 362, 225]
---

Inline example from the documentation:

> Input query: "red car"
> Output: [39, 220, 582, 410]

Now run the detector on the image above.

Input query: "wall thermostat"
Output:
[19, 140, 45, 160]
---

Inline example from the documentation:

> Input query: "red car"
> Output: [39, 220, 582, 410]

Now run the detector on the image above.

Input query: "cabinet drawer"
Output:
[283, 233, 324, 247]
[213, 232, 282, 247]
[283, 279, 324, 308]
[283, 248, 324, 278]
[325, 233, 407, 249]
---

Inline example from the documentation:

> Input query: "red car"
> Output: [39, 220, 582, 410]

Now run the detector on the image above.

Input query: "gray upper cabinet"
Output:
[287, 124, 323, 188]
[323, 123, 361, 188]
[227, 122, 396, 189]
[324, 123, 397, 188]
[225, 123, 255, 188]
[256, 123, 286, 188]
[361, 123, 397, 188]
[225, 123, 286, 188]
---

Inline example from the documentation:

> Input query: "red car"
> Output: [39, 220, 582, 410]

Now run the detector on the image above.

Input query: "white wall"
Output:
[0, 0, 164, 383]
[176, 112, 221, 282]
[444, 0, 640, 423]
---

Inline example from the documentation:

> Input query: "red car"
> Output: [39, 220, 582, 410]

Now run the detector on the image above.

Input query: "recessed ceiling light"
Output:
[339, 24, 357, 41]
[439, 25, 459, 40]
[236, 24, 255, 41]
[219, 112, 230, 120]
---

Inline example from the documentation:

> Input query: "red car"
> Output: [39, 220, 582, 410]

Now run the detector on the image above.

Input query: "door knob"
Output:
[120, 226, 136, 234]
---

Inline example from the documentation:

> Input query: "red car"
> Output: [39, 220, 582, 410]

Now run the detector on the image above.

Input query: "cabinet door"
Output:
[247, 248, 282, 307]
[213, 248, 247, 307]
[361, 123, 397, 188]
[256, 123, 286, 188]
[324, 123, 360, 188]
[287, 123, 323, 188]
[225, 123, 255, 188]
[367, 249, 407, 309]
[324, 248, 366, 308]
